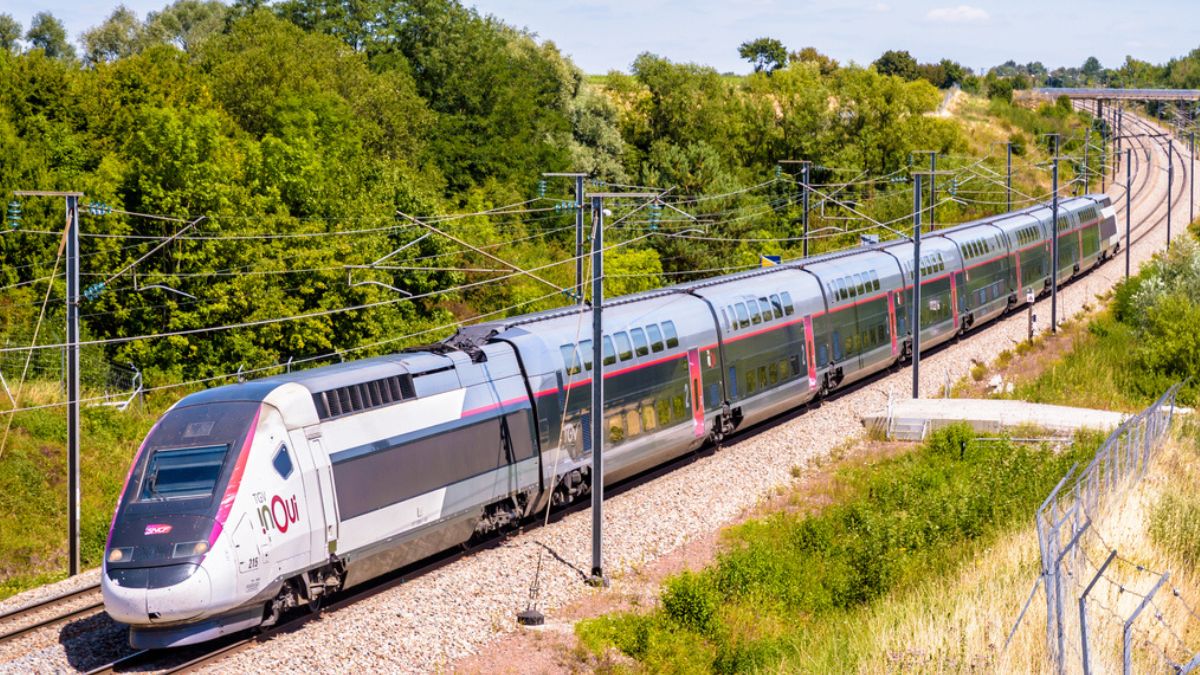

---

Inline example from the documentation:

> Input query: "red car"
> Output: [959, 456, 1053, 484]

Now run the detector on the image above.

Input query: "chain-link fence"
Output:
[1007, 383, 1198, 673]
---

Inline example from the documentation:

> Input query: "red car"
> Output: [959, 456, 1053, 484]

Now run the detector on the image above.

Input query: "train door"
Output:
[885, 293, 898, 357]
[803, 316, 818, 388]
[686, 348, 705, 438]
[950, 271, 960, 331]
[302, 430, 340, 559]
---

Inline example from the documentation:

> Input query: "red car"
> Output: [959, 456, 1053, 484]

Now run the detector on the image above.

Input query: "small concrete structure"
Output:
[863, 398, 1130, 441]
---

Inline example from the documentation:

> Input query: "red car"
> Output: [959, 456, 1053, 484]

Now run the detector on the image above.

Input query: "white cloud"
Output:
[926, 5, 990, 23]
[872, 2, 891, 12]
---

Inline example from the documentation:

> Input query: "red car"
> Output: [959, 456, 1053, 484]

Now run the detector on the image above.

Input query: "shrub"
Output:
[662, 571, 720, 634]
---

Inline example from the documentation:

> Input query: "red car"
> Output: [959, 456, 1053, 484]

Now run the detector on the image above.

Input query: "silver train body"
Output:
[102, 194, 1118, 648]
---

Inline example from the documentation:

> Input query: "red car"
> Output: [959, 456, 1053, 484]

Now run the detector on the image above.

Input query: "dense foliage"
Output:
[0, 1, 965, 383]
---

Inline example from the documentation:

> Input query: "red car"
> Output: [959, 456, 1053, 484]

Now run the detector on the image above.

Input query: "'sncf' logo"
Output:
[144, 523, 173, 536]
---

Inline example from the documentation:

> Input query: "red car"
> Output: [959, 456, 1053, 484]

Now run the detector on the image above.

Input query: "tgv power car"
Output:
[103, 194, 1118, 648]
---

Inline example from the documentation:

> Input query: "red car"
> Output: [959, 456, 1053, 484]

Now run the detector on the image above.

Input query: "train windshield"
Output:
[128, 401, 260, 506]
[139, 445, 229, 501]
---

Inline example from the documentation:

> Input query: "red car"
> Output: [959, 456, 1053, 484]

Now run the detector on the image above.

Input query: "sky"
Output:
[6, 0, 1199, 75]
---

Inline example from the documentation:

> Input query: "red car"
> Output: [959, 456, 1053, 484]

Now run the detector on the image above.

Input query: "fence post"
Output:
[1123, 572, 1170, 675]
[1054, 518, 1091, 674]
[1080, 550, 1117, 675]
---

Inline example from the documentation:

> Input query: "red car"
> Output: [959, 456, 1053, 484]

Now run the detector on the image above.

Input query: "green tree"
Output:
[82, 6, 146, 64]
[872, 49, 918, 80]
[145, 0, 227, 52]
[788, 46, 838, 75]
[738, 37, 787, 74]
[1081, 55, 1102, 82]
[25, 12, 75, 60]
[0, 14, 21, 53]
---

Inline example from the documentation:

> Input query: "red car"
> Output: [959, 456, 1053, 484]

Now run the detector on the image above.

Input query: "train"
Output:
[102, 193, 1118, 648]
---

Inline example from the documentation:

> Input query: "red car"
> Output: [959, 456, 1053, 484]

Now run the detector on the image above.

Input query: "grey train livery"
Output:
[102, 194, 1118, 648]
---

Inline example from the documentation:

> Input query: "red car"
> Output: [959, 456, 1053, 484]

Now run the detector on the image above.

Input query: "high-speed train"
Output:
[103, 194, 1118, 648]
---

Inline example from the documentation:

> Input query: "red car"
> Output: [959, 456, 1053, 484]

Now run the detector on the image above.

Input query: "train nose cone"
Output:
[102, 563, 212, 624]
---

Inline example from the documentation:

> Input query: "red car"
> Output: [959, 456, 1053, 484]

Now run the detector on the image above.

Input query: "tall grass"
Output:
[0, 383, 169, 598]
[575, 425, 1099, 672]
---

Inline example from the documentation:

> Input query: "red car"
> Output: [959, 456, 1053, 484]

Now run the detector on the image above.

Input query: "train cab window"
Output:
[138, 445, 229, 501]
[749, 300, 763, 324]
[614, 332, 633, 361]
[602, 336, 616, 366]
[758, 297, 771, 322]
[579, 340, 594, 370]
[781, 291, 795, 315]
[735, 303, 750, 328]
[663, 321, 679, 348]
[769, 294, 784, 319]
[273, 445, 294, 480]
[647, 324, 665, 352]
[630, 329, 649, 357]
[560, 344, 582, 375]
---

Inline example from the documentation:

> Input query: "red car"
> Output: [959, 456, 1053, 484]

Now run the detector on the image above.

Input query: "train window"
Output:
[608, 415, 625, 443]
[642, 406, 657, 432]
[672, 395, 686, 420]
[663, 321, 679, 348]
[631, 328, 649, 357]
[746, 368, 757, 394]
[626, 409, 641, 436]
[770, 294, 784, 319]
[579, 340, 593, 370]
[834, 278, 847, 301]
[768, 362, 779, 385]
[602, 336, 616, 366]
[656, 398, 671, 425]
[749, 300, 762, 324]
[559, 345, 582, 375]
[273, 445, 294, 480]
[758, 297, 771, 322]
[758, 365, 768, 388]
[854, 274, 865, 296]
[869, 270, 880, 291]
[781, 291, 794, 315]
[614, 332, 633, 361]
[647, 324, 664, 352]
[735, 303, 750, 328]
[789, 355, 801, 377]
[138, 445, 229, 501]
[720, 308, 731, 333]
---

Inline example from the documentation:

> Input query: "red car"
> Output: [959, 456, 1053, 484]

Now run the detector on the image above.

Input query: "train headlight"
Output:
[107, 547, 133, 563]
[172, 541, 210, 559]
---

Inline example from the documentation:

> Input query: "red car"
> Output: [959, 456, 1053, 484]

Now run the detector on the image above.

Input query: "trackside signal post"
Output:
[14, 190, 83, 575]
[584, 191, 657, 588]
[778, 160, 811, 257]
[908, 170, 953, 399]
[542, 172, 589, 303]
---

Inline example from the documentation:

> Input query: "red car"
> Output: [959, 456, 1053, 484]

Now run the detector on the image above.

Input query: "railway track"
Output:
[7, 110, 1193, 675]
[0, 583, 104, 647]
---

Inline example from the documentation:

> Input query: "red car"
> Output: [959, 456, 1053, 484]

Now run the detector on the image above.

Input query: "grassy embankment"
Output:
[574, 231, 1200, 671]
[0, 383, 172, 599]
